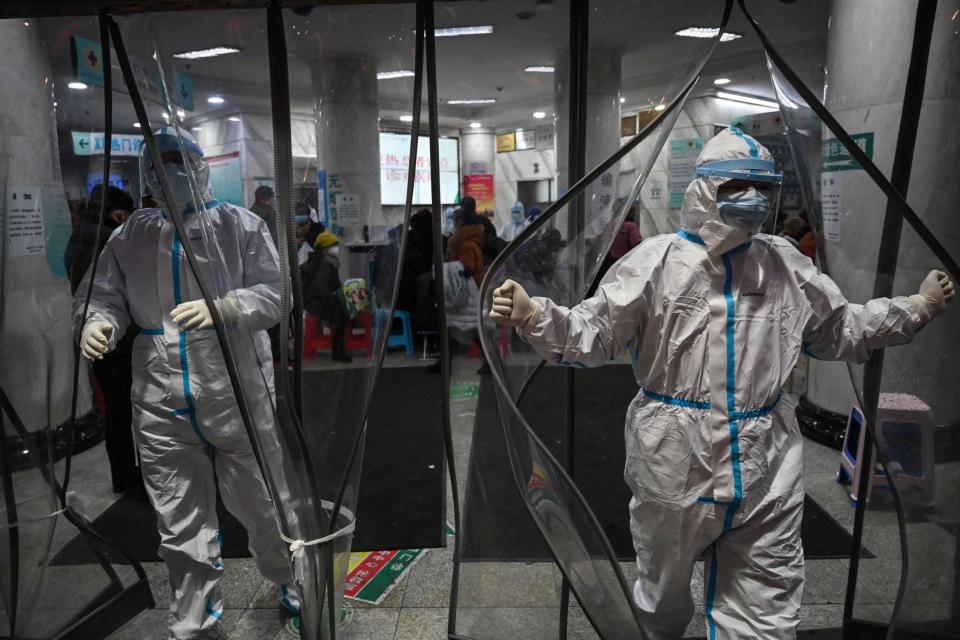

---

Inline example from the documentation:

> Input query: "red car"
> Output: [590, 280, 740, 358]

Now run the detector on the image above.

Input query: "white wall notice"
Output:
[5, 187, 45, 257]
[820, 174, 842, 242]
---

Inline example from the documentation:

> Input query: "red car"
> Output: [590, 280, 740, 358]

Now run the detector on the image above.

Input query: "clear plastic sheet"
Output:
[0, 15, 146, 637]
[114, 6, 416, 638]
[462, 2, 730, 638]
[752, 0, 960, 634]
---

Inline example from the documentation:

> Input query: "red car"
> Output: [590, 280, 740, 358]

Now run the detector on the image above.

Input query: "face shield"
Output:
[511, 202, 525, 223]
[696, 158, 783, 234]
[139, 128, 211, 216]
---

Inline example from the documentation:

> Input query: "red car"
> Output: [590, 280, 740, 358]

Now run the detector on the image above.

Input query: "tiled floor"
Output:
[8, 351, 940, 639]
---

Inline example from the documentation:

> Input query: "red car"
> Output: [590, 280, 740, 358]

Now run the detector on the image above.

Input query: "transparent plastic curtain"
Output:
[0, 15, 147, 638]
[464, 2, 731, 638]
[746, 0, 960, 635]
[283, 4, 418, 636]
[113, 6, 415, 638]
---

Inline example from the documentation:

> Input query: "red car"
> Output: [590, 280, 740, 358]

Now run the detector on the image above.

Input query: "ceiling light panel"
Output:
[434, 25, 494, 37]
[674, 27, 741, 42]
[173, 46, 241, 60]
[446, 98, 497, 105]
[377, 70, 415, 80]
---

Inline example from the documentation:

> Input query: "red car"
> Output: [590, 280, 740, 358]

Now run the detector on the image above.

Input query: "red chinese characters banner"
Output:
[463, 174, 495, 214]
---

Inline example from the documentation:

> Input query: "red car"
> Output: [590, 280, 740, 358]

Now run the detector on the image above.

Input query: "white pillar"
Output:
[311, 56, 382, 247]
[460, 127, 496, 220]
[0, 20, 91, 431]
[554, 48, 621, 238]
[806, 0, 960, 421]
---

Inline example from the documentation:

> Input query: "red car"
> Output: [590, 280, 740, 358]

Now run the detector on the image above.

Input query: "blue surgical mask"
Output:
[511, 210, 523, 224]
[716, 188, 770, 232]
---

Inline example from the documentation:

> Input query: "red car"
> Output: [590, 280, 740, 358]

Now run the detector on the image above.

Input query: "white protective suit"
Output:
[73, 129, 297, 639]
[517, 128, 929, 639]
[502, 201, 529, 242]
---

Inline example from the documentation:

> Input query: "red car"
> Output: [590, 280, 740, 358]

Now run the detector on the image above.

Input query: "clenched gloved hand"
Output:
[81, 321, 113, 361]
[909, 270, 956, 323]
[489, 279, 542, 330]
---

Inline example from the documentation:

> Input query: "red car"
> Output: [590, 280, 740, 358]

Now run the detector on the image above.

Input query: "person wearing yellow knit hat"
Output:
[301, 224, 350, 362]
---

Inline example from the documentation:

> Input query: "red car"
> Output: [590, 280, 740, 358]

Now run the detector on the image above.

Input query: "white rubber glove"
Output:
[170, 299, 214, 331]
[80, 321, 113, 361]
[489, 279, 542, 330]
[909, 269, 956, 322]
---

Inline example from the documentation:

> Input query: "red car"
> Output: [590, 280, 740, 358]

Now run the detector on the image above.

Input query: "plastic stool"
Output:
[838, 393, 935, 507]
[387, 310, 415, 355]
[346, 311, 373, 357]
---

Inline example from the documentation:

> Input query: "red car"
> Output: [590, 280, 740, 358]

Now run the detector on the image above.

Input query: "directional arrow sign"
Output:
[822, 132, 874, 173]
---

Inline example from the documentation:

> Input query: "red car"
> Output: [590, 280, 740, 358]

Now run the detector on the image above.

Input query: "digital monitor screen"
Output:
[379, 132, 459, 205]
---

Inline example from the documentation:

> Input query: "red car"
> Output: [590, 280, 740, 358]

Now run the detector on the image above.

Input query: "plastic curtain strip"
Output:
[472, 3, 733, 638]
[743, 1, 960, 637]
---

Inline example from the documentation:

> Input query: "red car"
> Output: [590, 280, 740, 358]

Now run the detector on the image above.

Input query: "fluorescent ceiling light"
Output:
[68, 81, 87, 90]
[207, 95, 225, 105]
[399, 114, 414, 122]
[654, 104, 666, 112]
[173, 46, 240, 60]
[532, 111, 546, 119]
[716, 91, 779, 109]
[469, 121, 482, 129]
[133, 122, 141, 128]
[713, 77, 731, 85]
[377, 70, 415, 80]
[674, 27, 741, 42]
[434, 25, 493, 37]
[191, 126, 202, 132]
[524, 65, 554, 73]
[228, 116, 241, 122]
[619, 96, 626, 104]
[446, 98, 497, 105]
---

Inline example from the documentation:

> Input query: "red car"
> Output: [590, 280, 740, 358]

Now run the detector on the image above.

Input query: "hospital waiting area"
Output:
[1, 1, 958, 639]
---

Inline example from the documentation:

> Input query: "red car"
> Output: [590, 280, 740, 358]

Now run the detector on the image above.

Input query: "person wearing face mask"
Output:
[73, 128, 300, 639]
[301, 225, 351, 363]
[489, 127, 956, 639]
[501, 200, 529, 242]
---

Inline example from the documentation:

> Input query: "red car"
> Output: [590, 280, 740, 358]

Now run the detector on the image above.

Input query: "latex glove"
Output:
[81, 321, 113, 361]
[489, 279, 541, 330]
[170, 299, 214, 331]
[909, 270, 956, 322]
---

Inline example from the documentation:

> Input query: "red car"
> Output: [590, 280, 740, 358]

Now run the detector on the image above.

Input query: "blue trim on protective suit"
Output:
[159, 199, 220, 220]
[695, 158, 782, 183]
[281, 584, 300, 615]
[677, 229, 705, 245]
[801, 340, 821, 360]
[642, 389, 710, 411]
[204, 595, 222, 621]
[142, 327, 164, 335]
[720, 251, 743, 532]
[172, 235, 210, 447]
[553, 353, 588, 368]
[730, 125, 759, 159]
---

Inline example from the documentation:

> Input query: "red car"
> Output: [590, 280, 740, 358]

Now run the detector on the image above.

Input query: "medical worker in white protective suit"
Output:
[73, 128, 300, 640]
[490, 127, 955, 639]
[501, 201, 529, 242]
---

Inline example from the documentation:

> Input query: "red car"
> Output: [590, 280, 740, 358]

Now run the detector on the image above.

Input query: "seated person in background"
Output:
[301, 225, 351, 363]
